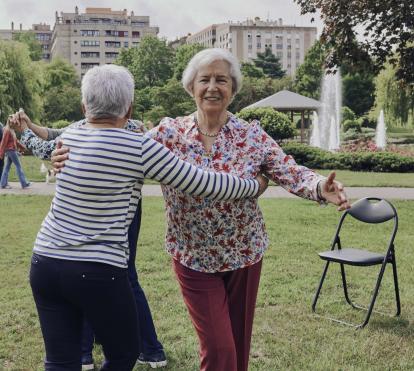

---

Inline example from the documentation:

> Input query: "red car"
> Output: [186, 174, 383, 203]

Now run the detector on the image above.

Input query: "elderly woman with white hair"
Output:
[144, 48, 350, 371]
[27, 64, 266, 371]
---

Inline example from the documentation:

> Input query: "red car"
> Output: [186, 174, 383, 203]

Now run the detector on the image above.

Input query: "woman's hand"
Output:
[9, 110, 31, 132]
[256, 173, 269, 196]
[51, 141, 69, 173]
[319, 171, 351, 211]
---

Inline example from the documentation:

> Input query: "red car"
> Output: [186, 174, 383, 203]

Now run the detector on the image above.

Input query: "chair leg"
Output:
[312, 261, 330, 312]
[340, 263, 357, 308]
[391, 258, 401, 316]
[358, 263, 387, 328]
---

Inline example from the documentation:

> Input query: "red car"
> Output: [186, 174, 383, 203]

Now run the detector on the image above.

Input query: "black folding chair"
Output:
[312, 197, 400, 329]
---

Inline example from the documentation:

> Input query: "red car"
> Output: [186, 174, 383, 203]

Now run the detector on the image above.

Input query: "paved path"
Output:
[2, 182, 414, 200]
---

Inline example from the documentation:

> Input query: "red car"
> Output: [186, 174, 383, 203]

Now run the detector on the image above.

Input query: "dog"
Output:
[40, 162, 56, 184]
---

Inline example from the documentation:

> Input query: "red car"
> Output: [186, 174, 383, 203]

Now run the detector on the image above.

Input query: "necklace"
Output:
[194, 114, 229, 138]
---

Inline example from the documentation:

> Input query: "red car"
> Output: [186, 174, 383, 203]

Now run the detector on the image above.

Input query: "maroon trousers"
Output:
[173, 259, 262, 371]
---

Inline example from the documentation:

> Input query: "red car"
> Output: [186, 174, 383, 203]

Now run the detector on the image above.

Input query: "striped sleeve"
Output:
[141, 137, 259, 200]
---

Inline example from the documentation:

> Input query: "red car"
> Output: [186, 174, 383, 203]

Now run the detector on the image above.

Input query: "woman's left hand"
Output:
[320, 171, 351, 211]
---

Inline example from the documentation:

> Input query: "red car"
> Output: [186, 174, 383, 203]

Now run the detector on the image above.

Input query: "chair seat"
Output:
[318, 248, 386, 266]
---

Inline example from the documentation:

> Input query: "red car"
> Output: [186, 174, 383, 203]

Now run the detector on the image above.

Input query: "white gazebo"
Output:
[246, 90, 321, 142]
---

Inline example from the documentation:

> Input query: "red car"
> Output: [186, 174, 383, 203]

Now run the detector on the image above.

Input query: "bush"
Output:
[343, 119, 362, 133]
[237, 107, 295, 141]
[281, 142, 414, 172]
[50, 120, 70, 129]
[360, 115, 377, 129]
[341, 106, 356, 123]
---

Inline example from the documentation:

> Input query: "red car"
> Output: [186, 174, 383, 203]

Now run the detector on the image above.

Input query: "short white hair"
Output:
[182, 48, 243, 97]
[81, 64, 134, 120]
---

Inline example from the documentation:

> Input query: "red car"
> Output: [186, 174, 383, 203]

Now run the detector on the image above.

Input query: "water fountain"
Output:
[311, 70, 342, 151]
[375, 109, 387, 149]
[309, 111, 320, 148]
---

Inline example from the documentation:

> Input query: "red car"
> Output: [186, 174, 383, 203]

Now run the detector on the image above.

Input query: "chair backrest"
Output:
[347, 198, 397, 224]
[332, 198, 398, 251]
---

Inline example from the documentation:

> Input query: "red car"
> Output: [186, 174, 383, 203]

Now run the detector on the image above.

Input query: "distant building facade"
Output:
[186, 17, 317, 76]
[51, 7, 159, 77]
[0, 22, 52, 61]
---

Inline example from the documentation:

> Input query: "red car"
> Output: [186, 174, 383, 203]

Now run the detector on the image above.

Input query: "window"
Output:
[276, 44, 283, 49]
[105, 52, 119, 58]
[81, 63, 100, 70]
[105, 41, 121, 48]
[81, 40, 100, 47]
[81, 52, 100, 58]
[105, 30, 127, 37]
[124, 41, 129, 47]
[80, 30, 99, 37]
[132, 31, 140, 38]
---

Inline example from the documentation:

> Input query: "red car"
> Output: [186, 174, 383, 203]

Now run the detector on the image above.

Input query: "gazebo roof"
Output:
[245, 90, 321, 111]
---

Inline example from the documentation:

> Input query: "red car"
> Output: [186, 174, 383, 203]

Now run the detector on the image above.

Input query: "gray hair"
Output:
[81, 64, 134, 120]
[182, 48, 243, 97]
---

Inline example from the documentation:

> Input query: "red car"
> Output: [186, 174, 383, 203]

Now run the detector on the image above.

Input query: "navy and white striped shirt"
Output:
[33, 127, 259, 267]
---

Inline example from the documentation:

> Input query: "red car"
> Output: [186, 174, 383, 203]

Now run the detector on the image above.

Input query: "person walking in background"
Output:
[0, 117, 30, 189]
[0, 120, 4, 177]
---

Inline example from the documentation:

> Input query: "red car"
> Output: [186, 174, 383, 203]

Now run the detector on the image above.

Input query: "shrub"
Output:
[237, 107, 295, 141]
[50, 120, 70, 129]
[341, 106, 356, 123]
[281, 142, 414, 172]
[360, 115, 377, 129]
[343, 119, 362, 133]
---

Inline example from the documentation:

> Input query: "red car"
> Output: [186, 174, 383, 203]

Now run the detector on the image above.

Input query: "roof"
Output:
[245, 90, 321, 111]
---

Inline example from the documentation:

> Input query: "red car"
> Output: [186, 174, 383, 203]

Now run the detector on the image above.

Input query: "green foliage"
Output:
[282, 142, 414, 172]
[293, 41, 325, 99]
[342, 72, 375, 115]
[145, 105, 168, 124]
[50, 119, 70, 129]
[229, 76, 292, 113]
[42, 86, 82, 123]
[173, 44, 205, 80]
[116, 35, 174, 89]
[253, 48, 285, 79]
[341, 106, 356, 123]
[342, 119, 361, 133]
[42, 58, 78, 91]
[13, 32, 42, 61]
[0, 40, 41, 122]
[295, 0, 414, 85]
[237, 107, 294, 141]
[240, 62, 265, 78]
[371, 62, 414, 127]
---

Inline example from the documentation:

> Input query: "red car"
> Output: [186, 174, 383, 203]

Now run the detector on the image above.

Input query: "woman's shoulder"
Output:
[159, 115, 194, 129]
[229, 114, 263, 133]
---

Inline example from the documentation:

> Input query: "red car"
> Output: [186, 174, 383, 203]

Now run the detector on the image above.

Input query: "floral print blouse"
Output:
[149, 113, 325, 273]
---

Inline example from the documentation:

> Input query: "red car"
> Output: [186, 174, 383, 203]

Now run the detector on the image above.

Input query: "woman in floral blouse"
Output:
[147, 49, 350, 371]
[51, 49, 350, 371]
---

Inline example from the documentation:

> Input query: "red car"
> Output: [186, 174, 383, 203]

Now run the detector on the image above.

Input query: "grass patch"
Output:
[5, 156, 414, 187]
[1, 195, 414, 370]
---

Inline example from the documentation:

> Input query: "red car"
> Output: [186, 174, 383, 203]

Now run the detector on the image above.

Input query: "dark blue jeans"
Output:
[81, 201, 163, 360]
[30, 254, 140, 371]
[0, 150, 29, 187]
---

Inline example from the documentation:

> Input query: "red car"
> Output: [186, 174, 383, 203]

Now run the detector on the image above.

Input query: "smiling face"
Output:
[192, 60, 234, 116]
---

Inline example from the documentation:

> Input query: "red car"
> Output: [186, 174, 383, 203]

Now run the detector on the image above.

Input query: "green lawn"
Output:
[6, 156, 414, 187]
[1, 196, 414, 370]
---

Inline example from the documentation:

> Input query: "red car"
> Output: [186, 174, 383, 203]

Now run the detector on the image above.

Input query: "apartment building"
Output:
[51, 7, 159, 77]
[187, 17, 317, 76]
[0, 22, 52, 61]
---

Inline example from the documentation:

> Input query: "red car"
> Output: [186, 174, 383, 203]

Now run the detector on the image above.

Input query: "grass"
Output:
[1, 195, 414, 370]
[5, 156, 414, 187]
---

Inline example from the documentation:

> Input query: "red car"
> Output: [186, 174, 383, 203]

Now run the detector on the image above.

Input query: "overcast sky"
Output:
[0, 0, 322, 40]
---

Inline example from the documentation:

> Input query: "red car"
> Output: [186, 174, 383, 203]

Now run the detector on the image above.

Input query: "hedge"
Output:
[281, 142, 414, 172]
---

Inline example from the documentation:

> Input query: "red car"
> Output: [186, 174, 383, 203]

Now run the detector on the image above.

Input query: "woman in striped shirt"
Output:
[29, 65, 266, 371]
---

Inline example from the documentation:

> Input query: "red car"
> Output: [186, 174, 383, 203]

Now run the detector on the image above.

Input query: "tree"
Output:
[173, 44, 205, 80]
[42, 58, 78, 91]
[294, 0, 414, 84]
[342, 72, 375, 116]
[0, 40, 41, 122]
[294, 41, 325, 99]
[42, 85, 82, 123]
[240, 62, 265, 79]
[116, 35, 174, 89]
[229, 76, 292, 113]
[253, 48, 285, 79]
[371, 62, 414, 127]
[13, 32, 42, 61]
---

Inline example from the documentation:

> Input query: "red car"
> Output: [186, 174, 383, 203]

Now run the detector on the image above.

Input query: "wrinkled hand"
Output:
[320, 171, 351, 211]
[51, 141, 69, 173]
[255, 173, 269, 196]
[9, 110, 31, 132]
